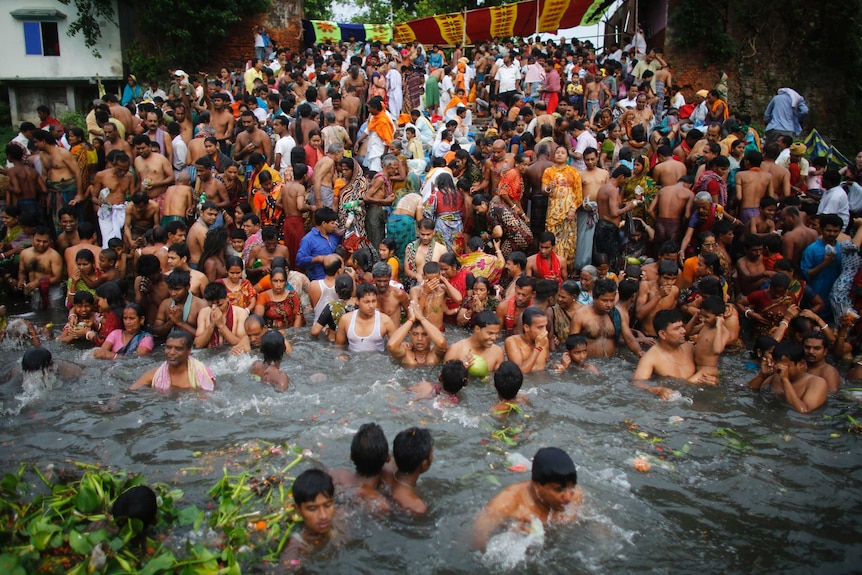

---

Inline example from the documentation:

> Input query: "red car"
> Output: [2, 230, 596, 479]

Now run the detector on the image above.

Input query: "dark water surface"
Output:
[1, 309, 860, 574]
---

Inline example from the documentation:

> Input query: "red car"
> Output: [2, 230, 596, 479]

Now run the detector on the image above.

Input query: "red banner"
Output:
[394, 0, 609, 46]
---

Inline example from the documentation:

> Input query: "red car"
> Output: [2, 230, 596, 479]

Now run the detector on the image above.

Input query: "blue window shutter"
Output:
[23, 22, 42, 55]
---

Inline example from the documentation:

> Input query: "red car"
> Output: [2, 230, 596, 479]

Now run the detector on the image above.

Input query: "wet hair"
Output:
[789, 316, 813, 335]
[654, 309, 684, 334]
[314, 207, 338, 224]
[658, 260, 679, 277]
[226, 255, 244, 271]
[515, 275, 537, 292]
[508, 251, 527, 270]
[440, 251, 460, 268]
[752, 336, 777, 358]
[352, 247, 374, 273]
[770, 272, 791, 290]
[593, 278, 617, 299]
[440, 359, 468, 394]
[538, 231, 556, 245]
[392, 427, 434, 474]
[165, 220, 187, 236]
[494, 360, 523, 400]
[350, 422, 389, 477]
[75, 248, 95, 264]
[820, 213, 843, 230]
[203, 281, 228, 302]
[371, 261, 392, 278]
[112, 485, 157, 528]
[536, 279, 559, 302]
[701, 253, 723, 277]
[334, 273, 354, 299]
[474, 310, 500, 328]
[565, 334, 588, 351]
[355, 282, 378, 299]
[292, 469, 335, 506]
[423, 261, 441, 276]
[531, 447, 577, 486]
[22, 348, 53, 372]
[72, 291, 95, 305]
[167, 242, 190, 261]
[701, 296, 725, 315]
[165, 329, 193, 349]
[166, 269, 192, 289]
[618, 277, 639, 301]
[95, 281, 126, 320]
[521, 306, 546, 327]
[260, 330, 287, 363]
[261, 227, 278, 242]
[773, 340, 804, 363]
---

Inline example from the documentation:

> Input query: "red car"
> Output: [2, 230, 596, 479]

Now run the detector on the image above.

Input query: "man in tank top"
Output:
[336, 283, 397, 352]
[310, 255, 342, 323]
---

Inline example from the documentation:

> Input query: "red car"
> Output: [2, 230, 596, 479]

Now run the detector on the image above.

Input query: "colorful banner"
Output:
[303, 0, 614, 48]
[302, 20, 393, 45]
[393, 0, 613, 46]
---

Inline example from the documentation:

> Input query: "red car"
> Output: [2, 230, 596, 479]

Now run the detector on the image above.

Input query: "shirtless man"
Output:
[473, 447, 583, 552]
[632, 309, 718, 398]
[312, 143, 343, 208]
[170, 102, 194, 144]
[761, 143, 791, 200]
[780, 206, 818, 266]
[496, 275, 536, 336]
[54, 207, 80, 255]
[526, 232, 567, 283]
[123, 191, 159, 249]
[651, 145, 687, 187]
[4, 144, 45, 213]
[208, 92, 235, 154]
[90, 152, 135, 248]
[152, 269, 207, 337]
[18, 226, 64, 310]
[410, 261, 462, 331]
[569, 278, 642, 357]
[689, 296, 731, 377]
[635, 260, 680, 336]
[341, 85, 362, 142]
[330, 93, 350, 131]
[162, 173, 195, 226]
[472, 139, 514, 197]
[444, 310, 506, 373]
[246, 227, 291, 284]
[133, 135, 174, 201]
[194, 157, 229, 213]
[504, 306, 550, 373]
[372, 262, 410, 326]
[134, 253, 169, 325]
[735, 151, 775, 224]
[404, 219, 448, 286]
[234, 110, 272, 163]
[100, 121, 132, 157]
[388, 302, 448, 367]
[802, 332, 840, 393]
[594, 165, 637, 270]
[32, 130, 82, 215]
[62, 222, 101, 276]
[280, 164, 311, 266]
[575, 147, 610, 269]
[736, 235, 773, 296]
[104, 94, 135, 136]
[166, 242, 209, 298]
[748, 341, 828, 413]
[648, 175, 693, 247]
[524, 144, 555, 234]
[186, 201, 219, 269]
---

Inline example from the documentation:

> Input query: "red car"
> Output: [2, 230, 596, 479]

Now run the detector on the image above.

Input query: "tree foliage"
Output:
[58, 0, 116, 58]
[304, 0, 334, 21]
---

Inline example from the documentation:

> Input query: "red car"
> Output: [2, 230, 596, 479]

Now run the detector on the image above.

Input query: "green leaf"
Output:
[140, 552, 175, 575]
[69, 530, 94, 554]
[0, 553, 26, 575]
[177, 505, 203, 527]
[75, 486, 100, 513]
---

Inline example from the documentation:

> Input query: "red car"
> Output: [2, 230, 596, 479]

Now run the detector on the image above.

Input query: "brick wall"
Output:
[204, 2, 303, 73]
[663, 0, 857, 152]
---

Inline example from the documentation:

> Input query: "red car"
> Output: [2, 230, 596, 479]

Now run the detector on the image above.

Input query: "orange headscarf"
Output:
[368, 109, 395, 145]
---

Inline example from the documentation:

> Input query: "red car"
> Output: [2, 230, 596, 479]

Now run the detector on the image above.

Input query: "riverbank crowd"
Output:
[2, 31, 860, 561]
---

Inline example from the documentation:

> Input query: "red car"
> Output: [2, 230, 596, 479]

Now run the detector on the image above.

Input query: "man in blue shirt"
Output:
[800, 213, 843, 323]
[764, 88, 808, 146]
[296, 207, 340, 280]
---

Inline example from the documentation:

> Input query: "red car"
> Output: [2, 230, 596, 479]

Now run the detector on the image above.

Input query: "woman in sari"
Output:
[387, 172, 423, 265]
[542, 147, 583, 267]
[337, 157, 372, 253]
[621, 155, 659, 228]
[424, 173, 464, 253]
[93, 303, 154, 358]
[254, 171, 285, 240]
[303, 130, 325, 170]
[456, 276, 500, 327]
[254, 267, 303, 329]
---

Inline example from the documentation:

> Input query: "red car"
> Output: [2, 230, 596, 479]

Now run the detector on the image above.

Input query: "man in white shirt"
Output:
[494, 54, 521, 106]
[570, 121, 597, 171]
[816, 170, 850, 229]
[273, 116, 295, 177]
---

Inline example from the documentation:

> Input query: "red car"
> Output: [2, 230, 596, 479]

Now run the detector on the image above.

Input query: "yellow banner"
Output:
[434, 13, 469, 46]
[538, 0, 571, 32]
[489, 4, 519, 39]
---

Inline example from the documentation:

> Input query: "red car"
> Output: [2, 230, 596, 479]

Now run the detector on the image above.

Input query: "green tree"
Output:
[304, 0, 334, 21]
[58, 0, 116, 58]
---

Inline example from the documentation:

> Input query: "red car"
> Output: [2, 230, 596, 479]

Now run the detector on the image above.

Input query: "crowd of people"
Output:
[2, 31, 860, 561]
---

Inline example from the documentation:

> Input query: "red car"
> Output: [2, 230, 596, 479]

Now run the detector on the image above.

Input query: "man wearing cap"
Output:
[472, 446, 583, 551]
[168, 70, 193, 102]
[689, 90, 710, 127]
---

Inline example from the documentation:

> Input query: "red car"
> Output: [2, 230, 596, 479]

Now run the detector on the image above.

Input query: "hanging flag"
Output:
[302, 19, 393, 45]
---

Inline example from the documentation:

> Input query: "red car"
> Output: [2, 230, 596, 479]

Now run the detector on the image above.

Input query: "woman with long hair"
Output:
[89, 281, 126, 347]
[93, 302, 154, 358]
[218, 255, 257, 313]
[254, 267, 303, 329]
[337, 157, 371, 253]
[424, 172, 464, 253]
[199, 226, 229, 282]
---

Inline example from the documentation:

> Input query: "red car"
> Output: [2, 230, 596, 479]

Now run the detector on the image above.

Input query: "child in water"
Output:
[58, 291, 97, 343]
[250, 330, 290, 391]
[409, 359, 468, 405]
[690, 296, 731, 377]
[280, 469, 341, 568]
[328, 423, 391, 514]
[491, 360, 531, 416]
[382, 427, 434, 515]
[554, 334, 600, 374]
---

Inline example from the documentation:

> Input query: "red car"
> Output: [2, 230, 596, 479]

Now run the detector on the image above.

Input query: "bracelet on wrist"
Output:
[534, 346, 543, 352]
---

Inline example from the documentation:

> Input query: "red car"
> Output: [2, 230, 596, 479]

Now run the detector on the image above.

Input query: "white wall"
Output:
[0, 0, 122, 80]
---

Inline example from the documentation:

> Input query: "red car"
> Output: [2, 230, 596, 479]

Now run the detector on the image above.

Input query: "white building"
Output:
[0, 0, 124, 125]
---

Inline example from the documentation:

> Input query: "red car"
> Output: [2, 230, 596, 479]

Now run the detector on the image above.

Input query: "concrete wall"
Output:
[0, 0, 123, 81]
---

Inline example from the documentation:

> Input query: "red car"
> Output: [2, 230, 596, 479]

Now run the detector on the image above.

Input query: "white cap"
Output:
[174, 69, 188, 78]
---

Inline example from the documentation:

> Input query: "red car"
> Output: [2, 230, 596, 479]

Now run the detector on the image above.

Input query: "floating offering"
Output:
[633, 457, 651, 472]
